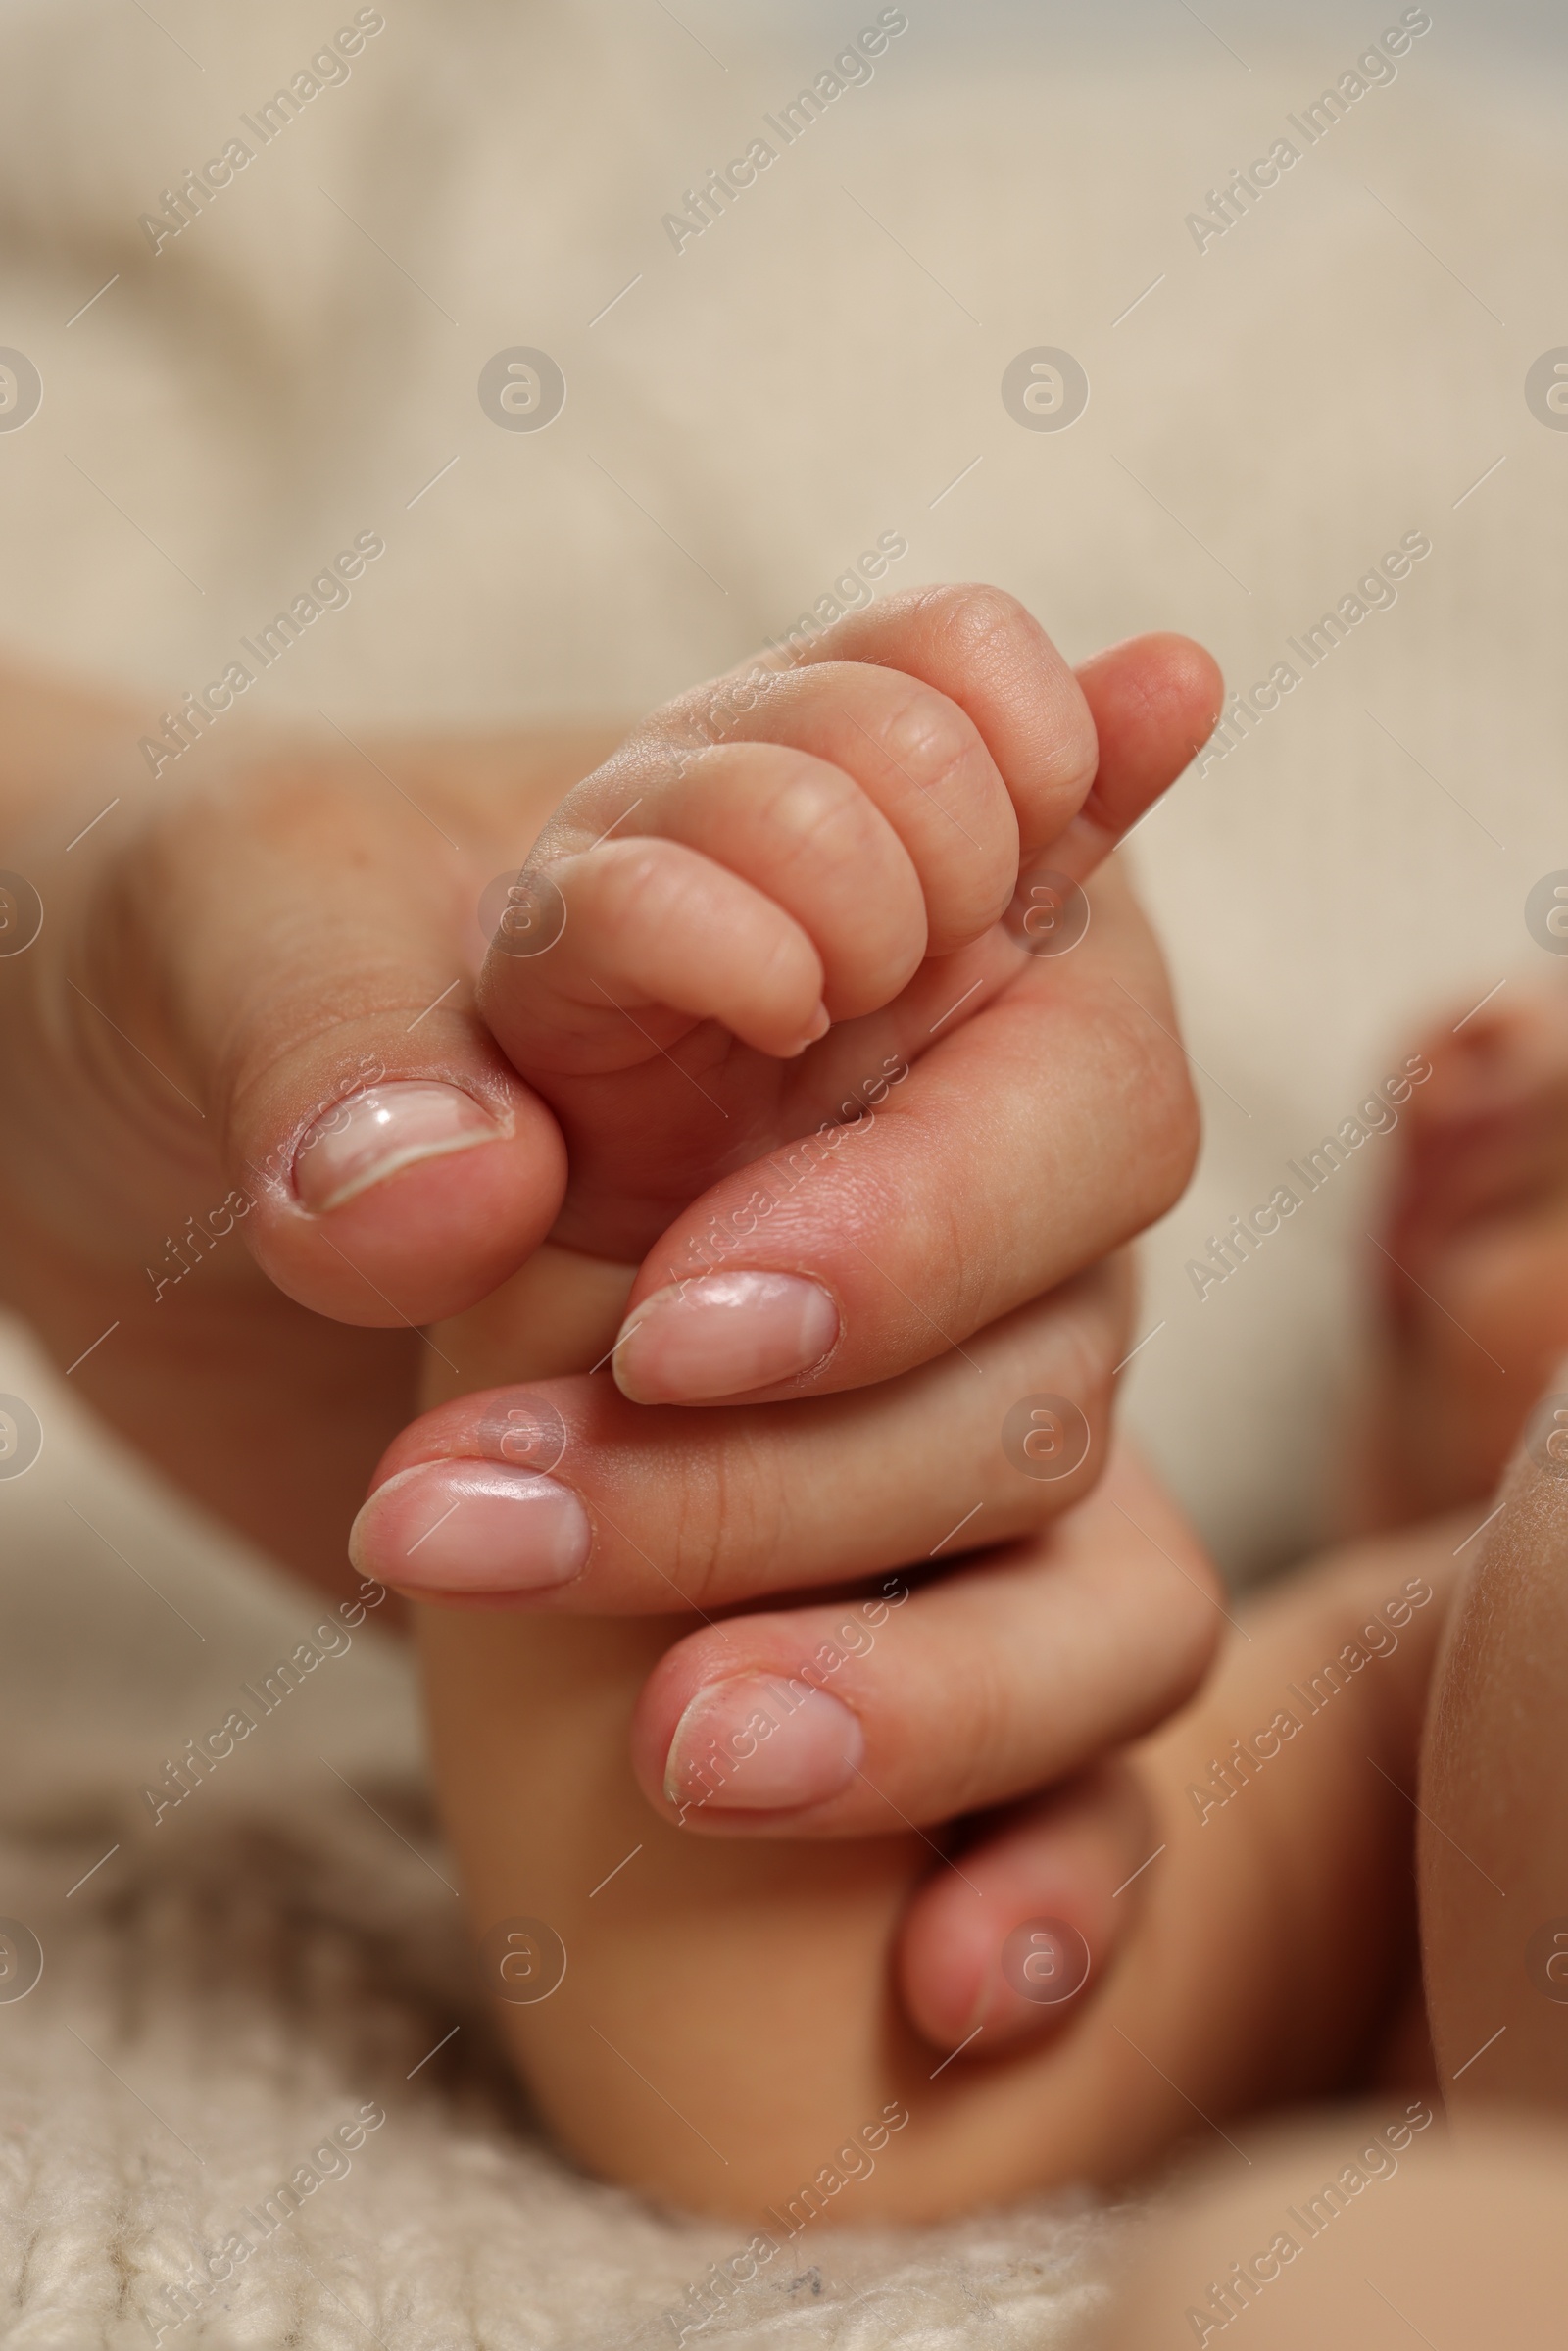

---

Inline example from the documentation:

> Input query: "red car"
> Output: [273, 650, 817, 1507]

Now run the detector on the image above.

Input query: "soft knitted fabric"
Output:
[0, 1312, 1123, 2348]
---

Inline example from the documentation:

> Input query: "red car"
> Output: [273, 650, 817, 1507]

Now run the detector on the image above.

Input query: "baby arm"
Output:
[361, 588, 1245, 2216]
[415, 1445, 1457, 2221]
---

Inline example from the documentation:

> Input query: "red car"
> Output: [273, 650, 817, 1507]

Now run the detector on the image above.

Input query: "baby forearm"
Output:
[416, 1256, 936, 2215]
[1115, 1514, 1460, 2124]
[416, 1490, 1460, 2223]
[418, 1602, 926, 2209]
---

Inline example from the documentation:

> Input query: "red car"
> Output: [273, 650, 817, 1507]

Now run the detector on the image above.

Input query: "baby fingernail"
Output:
[793, 1002, 831, 1053]
[663, 1677, 863, 1814]
[294, 1082, 498, 1211]
[613, 1273, 839, 1404]
[348, 1463, 589, 1593]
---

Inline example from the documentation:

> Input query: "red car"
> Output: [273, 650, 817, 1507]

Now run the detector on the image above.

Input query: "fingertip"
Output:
[1080, 631, 1226, 772]
[246, 1080, 567, 1326]
[899, 1886, 1096, 2059]
[794, 1001, 831, 1054]
[1134, 628, 1224, 707]
[1057, 633, 1225, 861]
[481, 835, 831, 1068]
[897, 1767, 1152, 2056]
[1159, 632, 1227, 753]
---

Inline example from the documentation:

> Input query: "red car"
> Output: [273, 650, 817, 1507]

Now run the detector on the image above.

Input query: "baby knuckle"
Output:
[876, 684, 982, 802]
[762, 763, 863, 849]
[758, 769, 887, 895]
[592, 840, 682, 926]
[1049, 690, 1099, 783]
[919, 581, 1035, 668]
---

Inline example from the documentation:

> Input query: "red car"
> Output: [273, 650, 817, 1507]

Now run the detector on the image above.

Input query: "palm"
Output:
[531, 932, 1006, 1263]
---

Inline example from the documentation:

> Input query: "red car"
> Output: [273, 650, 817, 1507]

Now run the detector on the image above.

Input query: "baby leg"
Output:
[1102, 2108, 1568, 2349]
[1356, 986, 1568, 1526]
[1420, 1387, 1568, 2111]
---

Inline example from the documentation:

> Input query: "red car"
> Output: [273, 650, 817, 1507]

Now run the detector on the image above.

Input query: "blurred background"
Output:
[6, 0, 1564, 1583]
[2, 4, 1566, 2341]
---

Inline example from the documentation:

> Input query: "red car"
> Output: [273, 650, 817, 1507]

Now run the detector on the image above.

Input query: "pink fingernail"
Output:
[613, 1273, 840, 1404]
[348, 1463, 589, 1593]
[294, 1083, 498, 1211]
[663, 1676, 863, 1814]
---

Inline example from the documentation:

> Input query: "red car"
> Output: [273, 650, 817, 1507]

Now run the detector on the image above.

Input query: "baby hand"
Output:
[477, 585, 1177, 1267]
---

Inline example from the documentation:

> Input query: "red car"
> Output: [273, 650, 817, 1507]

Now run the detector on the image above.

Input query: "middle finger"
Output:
[349, 1265, 1129, 1613]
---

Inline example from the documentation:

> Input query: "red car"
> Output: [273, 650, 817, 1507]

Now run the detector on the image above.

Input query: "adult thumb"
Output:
[98, 746, 567, 1327]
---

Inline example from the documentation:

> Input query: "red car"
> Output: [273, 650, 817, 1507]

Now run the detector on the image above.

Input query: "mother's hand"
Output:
[0, 659, 617, 1592]
[354, 599, 1226, 2054]
[0, 611, 1223, 2053]
[351, 608, 1225, 1845]
[355, 857, 1221, 1842]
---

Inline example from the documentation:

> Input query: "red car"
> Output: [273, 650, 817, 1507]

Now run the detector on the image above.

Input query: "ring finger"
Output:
[626, 1442, 1223, 1836]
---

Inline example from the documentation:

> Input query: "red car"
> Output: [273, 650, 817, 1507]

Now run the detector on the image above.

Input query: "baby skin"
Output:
[352, 588, 1512, 2225]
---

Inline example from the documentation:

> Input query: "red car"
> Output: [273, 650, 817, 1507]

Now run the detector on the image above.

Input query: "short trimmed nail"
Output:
[613, 1273, 839, 1404]
[348, 1462, 589, 1593]
[793, 1002, 831, 1053]
[663, 1676, 864, 1813]
[294, 1082, 498, 1211]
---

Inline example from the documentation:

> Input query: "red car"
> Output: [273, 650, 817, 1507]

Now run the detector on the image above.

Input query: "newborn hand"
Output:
[483, 586, 1109, 1272]
[468, 586, 1218, 1405]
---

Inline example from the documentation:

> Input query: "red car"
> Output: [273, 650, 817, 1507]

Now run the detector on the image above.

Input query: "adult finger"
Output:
[348, 1270, 1127, 1613]
[65, 742, 571, 1326]
[608, 858, 1200, 1406]
[625, 1443, 1223, 1835]
[898, 1762, 1154, 2054]
[1050, 630, 1224, 882]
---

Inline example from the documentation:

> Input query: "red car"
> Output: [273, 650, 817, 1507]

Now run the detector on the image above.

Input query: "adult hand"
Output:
[360, 854, 1220, 1843]
[0, 657, 615, 1590]
[0, 593, 1223, 2048]
[348, 591, 1226, 2039]
[0, 594, 1212, 1672]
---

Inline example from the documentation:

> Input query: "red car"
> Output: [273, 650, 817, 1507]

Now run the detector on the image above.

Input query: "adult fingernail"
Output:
[613, 1273, 839, 1404]
[294, 1082, 498, 1211]
[348, 1462, 589, 1593]
[663, 1676, 863, 1814]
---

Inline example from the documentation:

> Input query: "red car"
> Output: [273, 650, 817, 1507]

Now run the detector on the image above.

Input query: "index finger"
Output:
[774, 592, 1218, 872]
